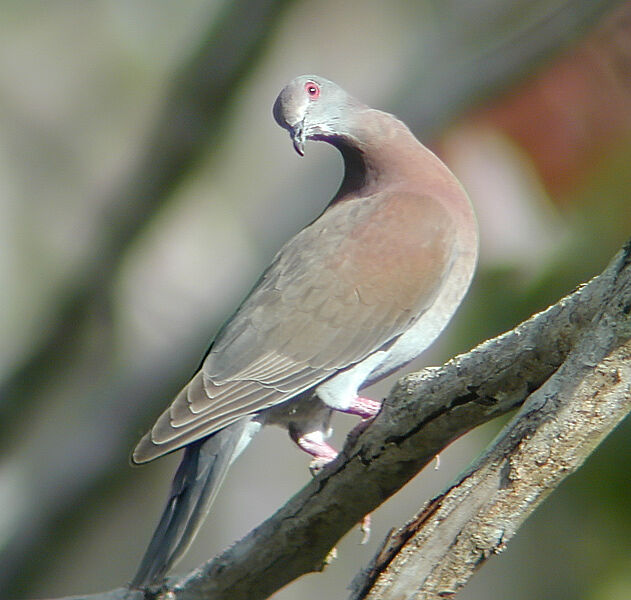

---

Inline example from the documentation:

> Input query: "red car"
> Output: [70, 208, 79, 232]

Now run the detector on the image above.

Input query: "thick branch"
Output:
[40, 242, 631, 599]
[131, 242, 625, 600]
[352, 243, 631, 599]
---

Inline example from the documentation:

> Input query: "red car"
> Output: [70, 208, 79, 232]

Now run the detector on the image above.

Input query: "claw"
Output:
[360, 513, 372, 544]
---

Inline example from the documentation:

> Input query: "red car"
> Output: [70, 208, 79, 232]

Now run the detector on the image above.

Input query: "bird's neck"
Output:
[333, 142, 371, 200]
[328, 109, 450, 204]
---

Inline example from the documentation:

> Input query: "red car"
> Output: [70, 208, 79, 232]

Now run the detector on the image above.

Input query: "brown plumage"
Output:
[131, 75, 477, 587]
[134, 190, 456, 462]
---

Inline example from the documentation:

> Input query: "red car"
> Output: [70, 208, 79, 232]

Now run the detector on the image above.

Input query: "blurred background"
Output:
[1, 1, 631, 598]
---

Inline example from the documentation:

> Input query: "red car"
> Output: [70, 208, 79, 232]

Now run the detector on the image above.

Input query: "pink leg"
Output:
[337, 396, 382, 419]
[291, 429, 373, 543]
[291, 430, 338, 474]
[337, 396, 379, 542]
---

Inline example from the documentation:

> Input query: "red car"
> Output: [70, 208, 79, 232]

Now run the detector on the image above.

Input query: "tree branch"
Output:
[351, 240, 631, 599]
[52, 239, 630, 600]
[169, 241, 630, 600]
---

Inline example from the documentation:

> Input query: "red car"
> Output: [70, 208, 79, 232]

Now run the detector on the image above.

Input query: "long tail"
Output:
[131, 417, 260, 587]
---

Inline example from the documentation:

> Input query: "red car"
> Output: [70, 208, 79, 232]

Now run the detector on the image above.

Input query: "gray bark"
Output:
[49, 240, 631, 600]
[351, 241, 631, 599]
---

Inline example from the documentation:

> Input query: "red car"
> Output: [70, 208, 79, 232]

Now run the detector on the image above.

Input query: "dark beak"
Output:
[290, 121, 306, 157]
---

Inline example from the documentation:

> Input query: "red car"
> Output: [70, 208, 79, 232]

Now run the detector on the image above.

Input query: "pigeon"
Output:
[130, 74, 478, 587]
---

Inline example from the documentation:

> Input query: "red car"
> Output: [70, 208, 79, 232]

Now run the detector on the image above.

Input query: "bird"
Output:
[130, 74, 478, 587]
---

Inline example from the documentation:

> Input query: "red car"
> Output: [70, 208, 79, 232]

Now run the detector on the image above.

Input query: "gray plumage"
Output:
[131, 419, 259, 587]
[131, 74, 478, 587]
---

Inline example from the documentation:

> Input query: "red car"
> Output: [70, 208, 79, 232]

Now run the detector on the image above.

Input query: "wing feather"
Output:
[133, 192, 456, 462]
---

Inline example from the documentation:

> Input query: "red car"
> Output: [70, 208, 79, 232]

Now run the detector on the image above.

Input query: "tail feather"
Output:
[131, 417, 260, 587]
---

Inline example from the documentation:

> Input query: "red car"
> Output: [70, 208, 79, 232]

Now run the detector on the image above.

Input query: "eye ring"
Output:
[305, 81, 320, 99]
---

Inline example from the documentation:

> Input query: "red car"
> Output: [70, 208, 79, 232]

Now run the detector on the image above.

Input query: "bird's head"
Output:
[273, 75, 360, 156]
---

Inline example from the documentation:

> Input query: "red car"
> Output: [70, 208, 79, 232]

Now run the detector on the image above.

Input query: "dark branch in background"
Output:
[0, 0, 292, 594]
[44, 240, 631, 600]
[397, 0, 623, 135]
[0, 0, 293, 434]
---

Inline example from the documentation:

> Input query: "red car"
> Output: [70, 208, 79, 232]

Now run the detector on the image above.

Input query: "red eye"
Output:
[305, 81, 320, 98]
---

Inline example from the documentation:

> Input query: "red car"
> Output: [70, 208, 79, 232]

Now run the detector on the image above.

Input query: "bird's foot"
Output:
[292, 430, 374, 542]
[292, 430, 339, 474]
[341, 397, 382, 445]
[338, 396, 382, 419]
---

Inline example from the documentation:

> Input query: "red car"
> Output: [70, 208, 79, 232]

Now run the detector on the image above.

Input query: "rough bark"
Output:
[351, 241, 631, 599]
[46, 240, 631, 600]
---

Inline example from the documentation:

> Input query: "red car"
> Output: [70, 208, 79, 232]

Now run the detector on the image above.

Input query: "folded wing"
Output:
[133, 192, 455, 463]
